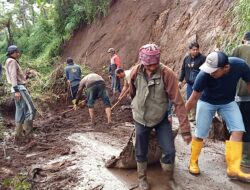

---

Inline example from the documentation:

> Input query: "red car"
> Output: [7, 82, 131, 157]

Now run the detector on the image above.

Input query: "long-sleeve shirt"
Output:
[232, 44, 250, 101]
[179, 53, 206, 84]
[129, 63, 190, 133]
[5, 58, 26, 87]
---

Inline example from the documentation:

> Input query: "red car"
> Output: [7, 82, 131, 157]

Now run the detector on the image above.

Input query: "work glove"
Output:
[72, 99, 79, 110]
[72, 99, 76, 105]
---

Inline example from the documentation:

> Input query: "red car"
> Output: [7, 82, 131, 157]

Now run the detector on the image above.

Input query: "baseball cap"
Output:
[107, 48, 115, 53]
[199, 51, 228, 74]
[244, 31, 250, 41]
[7, 45, 19, 56]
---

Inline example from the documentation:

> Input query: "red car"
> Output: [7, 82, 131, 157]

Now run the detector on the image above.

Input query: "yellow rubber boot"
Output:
[189, 139, 203, 175]
[225, 141, 250, 182]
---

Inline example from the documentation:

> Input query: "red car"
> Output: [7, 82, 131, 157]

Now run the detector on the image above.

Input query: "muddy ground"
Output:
[1, 94, 250, 190]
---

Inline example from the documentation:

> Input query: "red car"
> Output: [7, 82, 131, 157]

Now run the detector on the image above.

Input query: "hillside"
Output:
[62, 0, 234, 73]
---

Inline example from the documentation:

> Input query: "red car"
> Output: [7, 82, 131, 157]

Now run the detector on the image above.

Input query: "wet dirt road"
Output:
[62, 126, 250, 190]
[1, 100, 250, 190]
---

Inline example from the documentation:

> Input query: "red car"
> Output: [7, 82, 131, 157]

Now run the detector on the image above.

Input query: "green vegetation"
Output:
[1, 175, 31, 190]
[223, 0, 250, 52]
[0, 0, 110, 96]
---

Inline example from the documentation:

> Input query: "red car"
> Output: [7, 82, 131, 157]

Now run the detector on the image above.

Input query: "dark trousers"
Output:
[239, 102, 250, 142]
[111, 75, 121, 93]
[71, 84, 79, 99]
[86, 83, 111, 108]
[186, 83, 193, 100]
[134, 117, 175, 164]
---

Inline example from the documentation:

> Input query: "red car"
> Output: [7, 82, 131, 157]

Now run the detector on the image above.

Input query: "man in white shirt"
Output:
[115, 68, 131, 101]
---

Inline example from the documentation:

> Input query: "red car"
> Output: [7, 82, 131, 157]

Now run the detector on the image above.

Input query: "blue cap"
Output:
[7, 45, 19, 56]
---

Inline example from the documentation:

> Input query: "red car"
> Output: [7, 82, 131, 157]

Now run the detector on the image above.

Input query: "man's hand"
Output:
[15, 92, 21, 101]
[168, 115, 172, 126]
[178, 81, 182, 89]
[182, 132, 192, 144]
[73, 104, 79, 110]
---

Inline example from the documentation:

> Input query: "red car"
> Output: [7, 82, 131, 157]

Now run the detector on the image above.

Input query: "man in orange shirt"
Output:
[107, 48, 121, 93]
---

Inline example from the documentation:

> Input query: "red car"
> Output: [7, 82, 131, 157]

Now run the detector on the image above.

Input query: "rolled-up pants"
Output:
[14, 90, 36, 123]
[134, 117, 175, 164]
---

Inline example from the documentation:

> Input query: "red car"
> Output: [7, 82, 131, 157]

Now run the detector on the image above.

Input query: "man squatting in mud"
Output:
[5, 45, 36, 140]
[186, 51, 250, 182]
[129, 44, 192, 190]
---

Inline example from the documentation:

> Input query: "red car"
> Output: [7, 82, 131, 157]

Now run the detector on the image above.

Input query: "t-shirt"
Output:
[64, 63, 81, 87]
[124, 70, 131, 84]
[79, 73, 104, 89]
[193, 57, 250, 104]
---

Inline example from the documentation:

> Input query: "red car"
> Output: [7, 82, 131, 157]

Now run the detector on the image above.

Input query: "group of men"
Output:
[3, 31, 250, 189]
[64, 48, 130, 125]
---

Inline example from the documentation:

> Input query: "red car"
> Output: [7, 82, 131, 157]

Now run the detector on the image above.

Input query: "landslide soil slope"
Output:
[62, 0, 234, 73]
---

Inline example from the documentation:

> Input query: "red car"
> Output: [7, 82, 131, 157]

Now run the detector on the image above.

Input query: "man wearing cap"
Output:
[75, 73, 112, 125]
[232, 31, 250, 169]
[130, 44, 191, 190]
[115, 68, 131, 101]
[64, 57, 81, 103]
[5, 45, 36, 139]
[186, 51, 250, 182]
[107, 48, 121, 93]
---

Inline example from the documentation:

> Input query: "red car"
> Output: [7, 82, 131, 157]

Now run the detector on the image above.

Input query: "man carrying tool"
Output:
[5, 45, 36, 139]
[107, 48, 121, 93]
[232, 31, 250, 170]
[115, 68, 131, 101]
[75, 73, 112, 125]
[186, 51, 250, 182]
[130, 44, 191, 190]
[64, 57, 81, 104]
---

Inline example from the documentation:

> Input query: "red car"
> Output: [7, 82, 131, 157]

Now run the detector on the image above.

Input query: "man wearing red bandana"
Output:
[129, 44, 191, 190]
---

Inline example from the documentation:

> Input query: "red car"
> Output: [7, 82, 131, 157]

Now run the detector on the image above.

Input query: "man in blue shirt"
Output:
[64, 57, 81, 103]
[186, 51, 250, 182]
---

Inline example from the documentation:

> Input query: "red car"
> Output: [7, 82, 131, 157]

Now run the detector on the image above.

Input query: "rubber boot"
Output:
[241, 142, 250, 168]
[23, 120, 33, 135]
[15, 123, 23, 137]
[161, 162, 174, 180]
[137, 162, 150, 190]
[88, 108, 95, 126]
[225, 141, 250, 182]
[161, 162, 177, 190]
[189, 139, 203, 175]
[105, 107, 112, 124]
